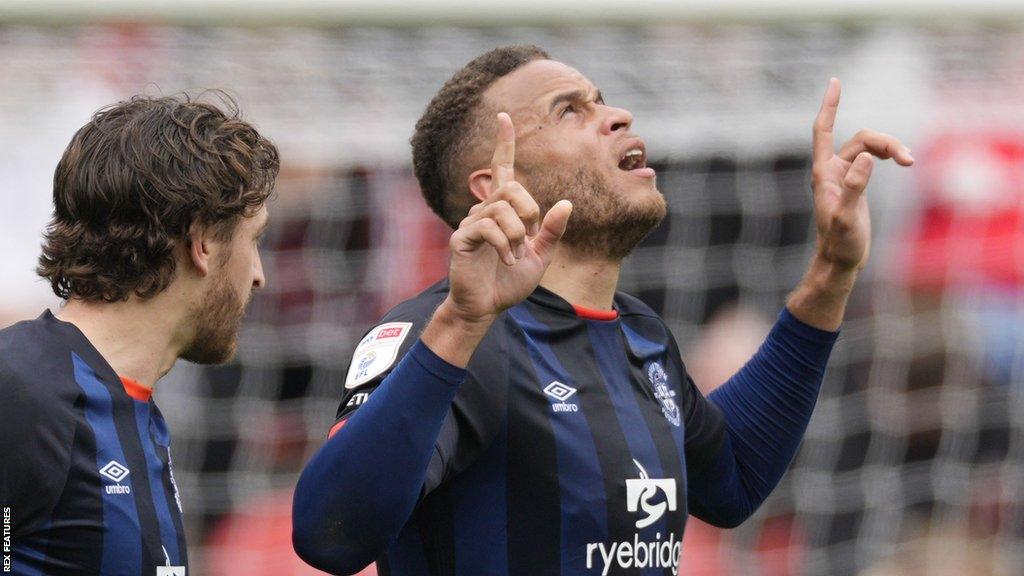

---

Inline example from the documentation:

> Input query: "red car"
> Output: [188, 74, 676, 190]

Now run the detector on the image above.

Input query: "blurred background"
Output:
[2, 1, 1023, 574]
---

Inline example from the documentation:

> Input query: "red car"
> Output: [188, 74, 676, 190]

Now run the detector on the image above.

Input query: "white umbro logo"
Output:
[543, 381, 577, 402]
[99, 460, 130, 483]
[543, 381, 579, 413]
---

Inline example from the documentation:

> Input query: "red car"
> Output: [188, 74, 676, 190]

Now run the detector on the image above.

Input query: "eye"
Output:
[559, 104, 576, 118]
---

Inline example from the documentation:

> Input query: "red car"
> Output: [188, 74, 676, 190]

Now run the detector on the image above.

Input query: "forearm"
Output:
[292, 339, 467, 574]
[785, 255, 858, 331]
[690, 309, 838, 527]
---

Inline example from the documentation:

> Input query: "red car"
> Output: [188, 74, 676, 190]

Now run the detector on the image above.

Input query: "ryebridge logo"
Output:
[585, 460, 681, 575]
[626, 460, 677, 529]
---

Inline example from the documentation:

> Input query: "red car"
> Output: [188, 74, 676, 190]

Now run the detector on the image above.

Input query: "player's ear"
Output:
[467, 168, 494, 203]
[186, 221, 214, 277]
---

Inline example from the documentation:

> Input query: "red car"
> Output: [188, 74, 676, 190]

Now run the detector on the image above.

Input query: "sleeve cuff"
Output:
[778, 307, 841, 343]
[408, 339, 468, 386]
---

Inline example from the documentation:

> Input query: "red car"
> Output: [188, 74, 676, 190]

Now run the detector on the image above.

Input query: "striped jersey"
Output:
[334, 281, 727, 576]
[0, 311, 188, 576]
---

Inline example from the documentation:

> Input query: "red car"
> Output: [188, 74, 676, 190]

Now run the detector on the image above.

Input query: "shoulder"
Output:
[614, 291, 663, 320]
[0, 315, 82, 426]
[343, 280, 451, 390]
[614, 290, 674, 342]
[379, 279, 451, 325]
[0, 316, 81, 511]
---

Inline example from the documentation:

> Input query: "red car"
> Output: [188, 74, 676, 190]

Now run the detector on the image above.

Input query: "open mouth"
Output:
[618, 145, 647, 171]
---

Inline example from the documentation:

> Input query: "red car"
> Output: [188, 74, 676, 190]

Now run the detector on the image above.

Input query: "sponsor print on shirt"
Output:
[586, 459, 681, 576]
[345, 322, 413, 389]
[99, 460, 131, 495]
[543, 381, 579, 413]
[157, 547, 186, 575]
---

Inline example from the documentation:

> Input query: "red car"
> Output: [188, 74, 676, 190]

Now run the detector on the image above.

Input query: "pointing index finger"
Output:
[491, 112, 516, 192]
[813, 78, 841, 163]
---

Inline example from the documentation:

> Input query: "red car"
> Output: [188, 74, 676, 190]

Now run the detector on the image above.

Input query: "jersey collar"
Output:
[527, 286, 620, 321]
[41, 310, 153, 403]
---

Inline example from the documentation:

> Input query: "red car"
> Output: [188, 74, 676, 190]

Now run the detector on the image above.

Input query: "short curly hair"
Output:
[411, 45, 549, 228]
[37, 92, 279, 303]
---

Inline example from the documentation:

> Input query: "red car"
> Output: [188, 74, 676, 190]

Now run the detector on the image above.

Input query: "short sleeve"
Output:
[0, 361, 77, 536]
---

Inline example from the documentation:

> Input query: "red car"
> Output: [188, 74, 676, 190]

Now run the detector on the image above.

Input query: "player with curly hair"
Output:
[0, 93, 279, 575]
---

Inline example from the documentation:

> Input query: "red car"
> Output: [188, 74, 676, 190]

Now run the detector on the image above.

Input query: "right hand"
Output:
[445, 112, 572, 325]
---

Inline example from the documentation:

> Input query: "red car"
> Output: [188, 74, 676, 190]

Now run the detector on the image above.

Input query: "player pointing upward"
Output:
[293, 46, 912, 576]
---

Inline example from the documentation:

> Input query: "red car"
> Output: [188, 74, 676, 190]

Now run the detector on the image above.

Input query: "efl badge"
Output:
[345, 322, 413, 389]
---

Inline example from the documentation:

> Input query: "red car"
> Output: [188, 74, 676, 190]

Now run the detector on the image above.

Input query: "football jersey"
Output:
[0, 311, 188, 576]
[333, 280, 726, 576]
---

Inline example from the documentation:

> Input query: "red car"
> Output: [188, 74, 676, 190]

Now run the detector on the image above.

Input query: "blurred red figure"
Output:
[900, 132, 1024, 386]
[903, 133, 1024, 291]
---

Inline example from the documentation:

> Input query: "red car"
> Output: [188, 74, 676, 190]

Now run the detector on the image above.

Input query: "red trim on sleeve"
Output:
[571, 304, 619, 321]
[119, 376, 153, 402]
[328, 419, 348, 439]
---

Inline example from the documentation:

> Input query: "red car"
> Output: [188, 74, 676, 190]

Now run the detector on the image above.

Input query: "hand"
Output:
[811, 78, 914, 272]
[444, 112, 572, 325]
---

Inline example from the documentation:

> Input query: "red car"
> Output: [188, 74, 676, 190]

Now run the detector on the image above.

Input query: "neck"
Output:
[57, 293, 189, 391]
[540, 244, 621, 310]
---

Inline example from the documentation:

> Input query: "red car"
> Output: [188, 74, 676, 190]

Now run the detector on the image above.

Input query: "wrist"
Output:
[803, 254, 859, 298]
[433, 297, 496, 336]
[420, 297, 496, 369]
[785, 255, 858, 331]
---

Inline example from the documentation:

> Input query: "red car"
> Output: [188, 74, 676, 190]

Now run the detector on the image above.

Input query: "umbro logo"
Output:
[544, 381, 579, 413]
[100, 460, 132, 495]
[100, 460, 130, 483]
[543, 381, 577, 402]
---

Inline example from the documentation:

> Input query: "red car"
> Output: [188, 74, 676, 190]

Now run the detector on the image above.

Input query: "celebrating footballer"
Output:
[292, 45, 913, 576]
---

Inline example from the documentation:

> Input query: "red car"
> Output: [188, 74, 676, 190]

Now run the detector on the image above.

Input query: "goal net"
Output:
[1, 16, 1022, 576]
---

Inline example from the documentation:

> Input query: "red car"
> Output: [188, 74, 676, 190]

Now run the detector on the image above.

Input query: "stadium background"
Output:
[1, 1, 1023, 574]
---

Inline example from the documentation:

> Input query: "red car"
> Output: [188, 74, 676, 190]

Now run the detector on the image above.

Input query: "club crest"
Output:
[648, 362, 680, 427]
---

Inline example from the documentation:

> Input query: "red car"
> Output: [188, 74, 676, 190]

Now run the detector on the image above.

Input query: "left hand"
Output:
[811, 78, 914, 272]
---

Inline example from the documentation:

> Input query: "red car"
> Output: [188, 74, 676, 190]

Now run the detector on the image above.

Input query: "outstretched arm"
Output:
[687, 79, 913, 527]
[788, 77, 914, 330]
[291, 114, 571, 575]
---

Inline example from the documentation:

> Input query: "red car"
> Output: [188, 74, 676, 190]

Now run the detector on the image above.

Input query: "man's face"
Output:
[181, 205, 268, 364]
[483, 59, 667, 259]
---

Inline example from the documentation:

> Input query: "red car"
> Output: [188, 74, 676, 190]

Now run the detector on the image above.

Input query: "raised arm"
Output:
[291, 114, 571, 575]
[787, 77, 914, 330]
[687, 79, 913, 527]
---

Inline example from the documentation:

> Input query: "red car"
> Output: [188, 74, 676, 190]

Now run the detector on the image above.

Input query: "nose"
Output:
[601, 105, 633, 135]
[253, 251, 266, 290]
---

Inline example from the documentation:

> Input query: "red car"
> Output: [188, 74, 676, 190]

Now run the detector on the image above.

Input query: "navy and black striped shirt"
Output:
[294, 280, 837, 575]
[0, 311, 188, 576]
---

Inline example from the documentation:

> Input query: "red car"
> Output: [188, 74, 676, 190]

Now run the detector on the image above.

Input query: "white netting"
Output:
[1, 22, 1022, 576]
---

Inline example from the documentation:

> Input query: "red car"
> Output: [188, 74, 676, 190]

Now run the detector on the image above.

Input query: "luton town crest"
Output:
[648, 362, 680, 427]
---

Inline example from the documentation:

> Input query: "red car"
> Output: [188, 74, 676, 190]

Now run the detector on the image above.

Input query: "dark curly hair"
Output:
[411, 45, 549, 228]
[37, 92, 279, 302]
